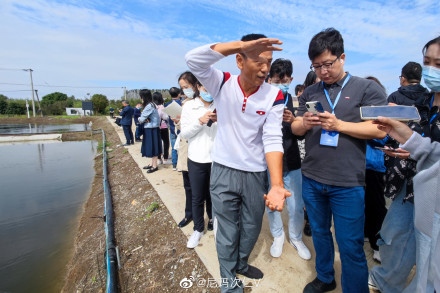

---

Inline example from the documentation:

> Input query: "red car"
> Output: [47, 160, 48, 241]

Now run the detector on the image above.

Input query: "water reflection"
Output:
[0, 140, 97, 293]
[0, 123, 90, 135]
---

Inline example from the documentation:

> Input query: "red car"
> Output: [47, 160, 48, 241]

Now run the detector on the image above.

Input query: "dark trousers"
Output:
[135, 123, 143, 140]
[364, 169, 387, 251]
[182, 171, 193, 219]
[160, 128, 170, 159]
[122, 125, 134, 144]
[188, 159, 212, 232]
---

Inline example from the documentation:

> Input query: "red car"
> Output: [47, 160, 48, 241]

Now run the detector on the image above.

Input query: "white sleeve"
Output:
[263, 103, 284, 153]
[185, 44, 225, 98]
[180, 102, 203, 140]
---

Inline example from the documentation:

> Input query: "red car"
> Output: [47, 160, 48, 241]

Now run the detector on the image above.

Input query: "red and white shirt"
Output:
[185, 44, 284, 172]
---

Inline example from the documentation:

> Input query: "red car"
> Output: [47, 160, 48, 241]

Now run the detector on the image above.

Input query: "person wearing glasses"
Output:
[291, 28, 387, 293]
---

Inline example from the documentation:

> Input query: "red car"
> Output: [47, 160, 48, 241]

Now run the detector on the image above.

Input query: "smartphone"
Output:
[207, 109, 216, 127]
[306, 101, 325, 114]
[375, 146, 406, 153]
[360, 106, 421, 122]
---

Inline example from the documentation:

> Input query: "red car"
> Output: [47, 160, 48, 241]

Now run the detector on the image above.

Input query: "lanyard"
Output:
[284, 94, 289, 107]
[429, 94, 438, 124]
[322, 74, 351, 114]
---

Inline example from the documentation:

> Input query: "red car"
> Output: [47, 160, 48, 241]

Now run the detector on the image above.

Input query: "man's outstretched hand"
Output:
[264, 185, 292, 212]
[240, 38, 283, 59]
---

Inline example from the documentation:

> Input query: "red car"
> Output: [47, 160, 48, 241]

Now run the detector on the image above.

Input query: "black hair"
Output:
[241, 33, 267, 42]
[401, 62, 422, 83]
[178, 71, 201, 99]
[295, 84, 305, 96]
[139, 89, 153, 108]
[422, 36, 440, 56]
[169, 87, 180, 98]
[152, 91, 164, 105]
[304, 71, 319, 88]
[308, 28, 344, 61]
[269, 58, 293, 80]
[365, 76, 385, 90]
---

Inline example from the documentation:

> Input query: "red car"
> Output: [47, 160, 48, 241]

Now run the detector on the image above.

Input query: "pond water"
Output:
[0, 139, 97, 293]
[0, 123, 90, 135]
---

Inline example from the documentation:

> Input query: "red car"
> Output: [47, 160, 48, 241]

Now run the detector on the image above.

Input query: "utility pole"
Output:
[123, 86, 127, 100]
[23, 69, 36, 117]
[34, 90, 43, 117]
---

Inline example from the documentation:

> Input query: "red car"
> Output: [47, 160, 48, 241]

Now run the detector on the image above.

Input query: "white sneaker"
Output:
[173, 167, 177, 171]
[177, 169, 182, 172]
[157, 159, 163, 165]
[187, 231, 203, 248]
[368, 274, 379, 291]
[270, 233, 285, 257]
[290, 239, 311, 260]
[163, 160, 172, 165]
[373, 250, 381, 263]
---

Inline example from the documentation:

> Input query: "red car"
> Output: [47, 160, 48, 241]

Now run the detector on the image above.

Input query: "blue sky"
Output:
[0, 0, 439, 100]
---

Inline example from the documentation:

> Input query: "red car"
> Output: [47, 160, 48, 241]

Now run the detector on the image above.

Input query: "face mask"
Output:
[200, 90, 213, 102]
[272, 83, 290, 94]
[422, 66, 440, 92]
[183, 88, 195, 99]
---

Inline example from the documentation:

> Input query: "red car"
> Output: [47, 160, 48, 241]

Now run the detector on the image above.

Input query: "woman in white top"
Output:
[180, 83, 217, 249]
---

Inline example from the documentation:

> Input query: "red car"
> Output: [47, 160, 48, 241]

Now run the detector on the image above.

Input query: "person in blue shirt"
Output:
[119, 100, 134, 146]
[133, 103, 143, 142]
[165, 87, 183, 170]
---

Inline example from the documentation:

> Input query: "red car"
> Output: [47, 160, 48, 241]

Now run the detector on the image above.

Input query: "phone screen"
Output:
[306, 101, 324, 114]
[360, 106, 420, 121]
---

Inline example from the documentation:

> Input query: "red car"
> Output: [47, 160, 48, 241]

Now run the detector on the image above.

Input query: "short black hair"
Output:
[401, 61, 422, 82]
[241, 33, 267, 42]
[139, 89, 153, 107]
[269, 58, 293, 80]
[169, 87, 180, 98]
[304, 71, 319, 88]
[152, 91, 164, 105]
[295, 84, 305, 96]
[308, 28, 344, 61]
[422, 36, 440, 56]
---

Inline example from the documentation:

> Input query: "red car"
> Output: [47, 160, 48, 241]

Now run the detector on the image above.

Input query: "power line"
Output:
[0, 82, 124, 89]
[0, 90, 32, 92]
[0, 68, 27, 71]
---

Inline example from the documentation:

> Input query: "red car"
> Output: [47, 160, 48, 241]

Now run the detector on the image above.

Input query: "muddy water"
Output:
[0, 140, 97, 293]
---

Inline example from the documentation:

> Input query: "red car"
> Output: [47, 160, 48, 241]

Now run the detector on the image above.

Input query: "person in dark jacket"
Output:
[133, 103, 143, 142]
[388, 61, 429, 105]
[266, 58, 311, 260]
[119, 100, 134, 146]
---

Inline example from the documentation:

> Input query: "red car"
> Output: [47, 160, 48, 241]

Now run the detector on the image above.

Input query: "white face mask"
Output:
[183, 88, 195, 99]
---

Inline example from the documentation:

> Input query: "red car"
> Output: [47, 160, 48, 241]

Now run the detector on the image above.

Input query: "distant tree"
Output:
[91, 94, 109, 114]
[41, 92, 68, 106]
[0, 94, 8, 114]
[5, 99, 26, 115]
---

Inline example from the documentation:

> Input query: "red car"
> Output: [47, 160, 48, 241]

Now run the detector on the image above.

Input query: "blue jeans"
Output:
[302, 175, 368, 293]
[170, 132, 178, 167]
[267, 169, 304, 241]
[370, 183, 416, 293]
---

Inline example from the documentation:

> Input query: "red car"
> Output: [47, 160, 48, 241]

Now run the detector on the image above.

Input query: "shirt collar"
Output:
[323, 72, 349, 89]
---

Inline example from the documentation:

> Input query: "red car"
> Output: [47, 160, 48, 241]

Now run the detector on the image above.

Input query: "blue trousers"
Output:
[170, 132, 178, 167]
[135, 123, 143, 140]
[302, 175, 368, 293]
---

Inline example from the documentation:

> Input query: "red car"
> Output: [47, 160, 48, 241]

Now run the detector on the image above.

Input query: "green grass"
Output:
[97, 141, 112, 151]
[146, 202, 160, 218]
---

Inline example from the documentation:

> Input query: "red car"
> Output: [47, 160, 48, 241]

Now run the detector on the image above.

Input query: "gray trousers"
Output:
[210, 162, 267, 293]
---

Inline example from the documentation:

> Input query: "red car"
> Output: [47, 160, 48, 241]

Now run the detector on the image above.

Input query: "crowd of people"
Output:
[114, 28, 440, 293]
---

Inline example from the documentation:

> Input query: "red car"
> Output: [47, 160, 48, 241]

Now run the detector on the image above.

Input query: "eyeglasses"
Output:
[310, 56, 340, 72]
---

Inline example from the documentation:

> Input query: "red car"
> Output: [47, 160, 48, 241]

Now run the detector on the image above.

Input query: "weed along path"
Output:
[108, 116, 381, 293]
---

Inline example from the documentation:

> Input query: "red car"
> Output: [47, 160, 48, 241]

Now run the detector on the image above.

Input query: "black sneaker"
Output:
[237, 265, 263, 279]
[207, 219, 213, 231]
[303, 277, 336, 293]
[178, 217, 192, 228]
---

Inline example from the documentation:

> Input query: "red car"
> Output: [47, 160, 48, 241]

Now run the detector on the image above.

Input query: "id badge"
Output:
[320, 129, 339, 147]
